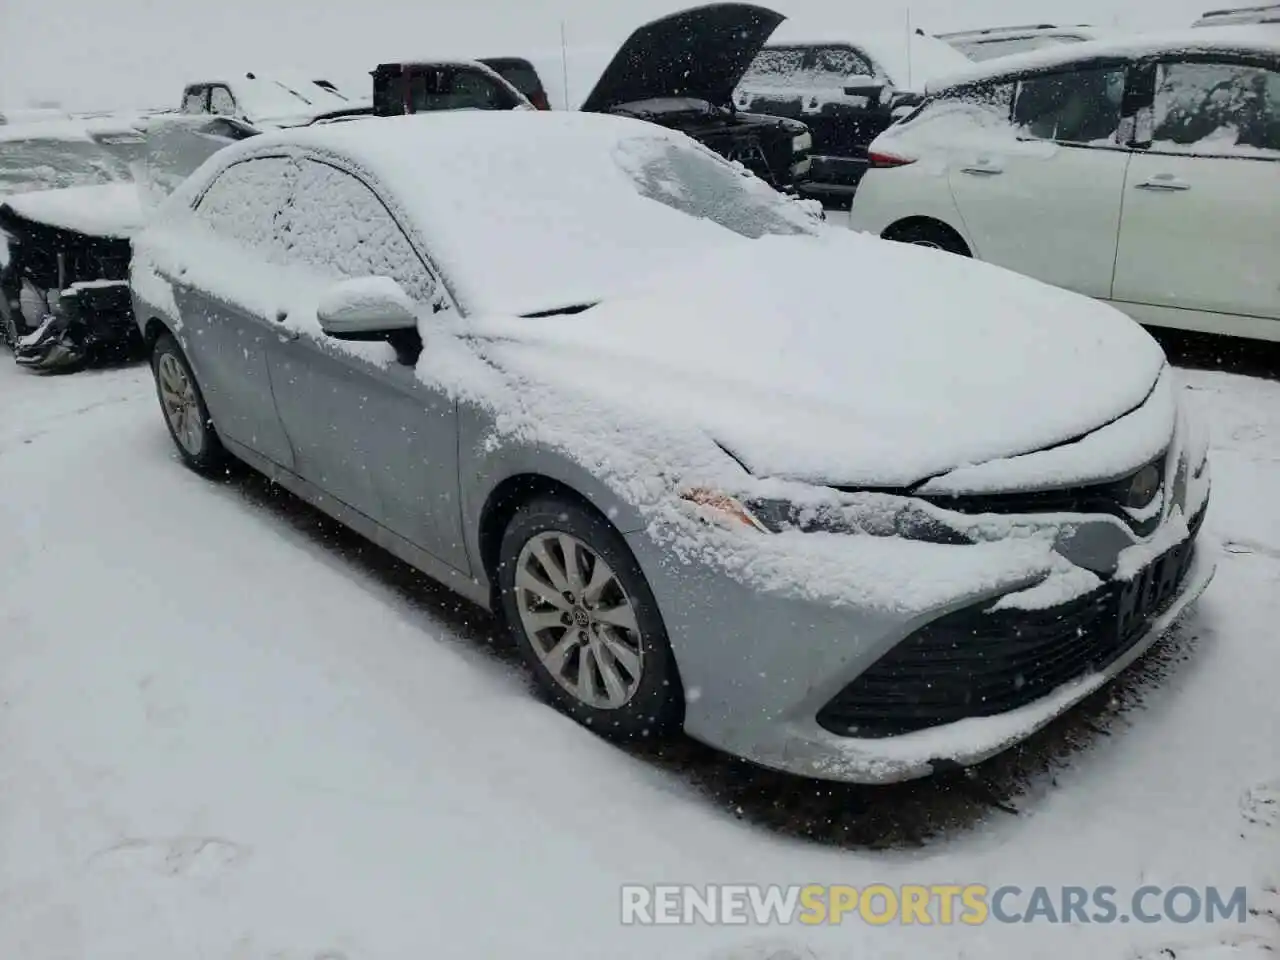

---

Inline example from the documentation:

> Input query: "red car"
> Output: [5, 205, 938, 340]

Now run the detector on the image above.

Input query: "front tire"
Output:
[151, 332, 225, 474]
[883, 220, 971, 256]
[497, 495, 683, 739]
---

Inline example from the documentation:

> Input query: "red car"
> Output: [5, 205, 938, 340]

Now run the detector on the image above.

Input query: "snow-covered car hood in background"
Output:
[473, 230, 1168, 489]
[0, 183, 145, 238]
[580, 3, 785, 113]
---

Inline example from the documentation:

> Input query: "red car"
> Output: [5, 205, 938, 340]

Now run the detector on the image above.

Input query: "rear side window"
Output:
[194, 156, 295, 258]
[1150, 60, 1280, 156]
[741, 45, 876, 90]
[283, 159, 438, 303]
[1013, 66, 1127, 144]
[895, 80, 1016, 133]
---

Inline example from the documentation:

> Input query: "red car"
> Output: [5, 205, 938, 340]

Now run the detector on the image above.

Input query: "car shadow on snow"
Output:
[1152, 329, 1280, 382]
[216, 459, 1208, 851]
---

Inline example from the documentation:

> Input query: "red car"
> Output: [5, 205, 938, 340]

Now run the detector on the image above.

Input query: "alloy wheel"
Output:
[514, 531, 644, 709]
[157, 352, 205, 455]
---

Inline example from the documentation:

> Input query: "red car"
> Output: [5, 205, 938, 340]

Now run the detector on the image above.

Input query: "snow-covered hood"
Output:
[474, 231, 1168, 489]
[0, 183, 145, 238]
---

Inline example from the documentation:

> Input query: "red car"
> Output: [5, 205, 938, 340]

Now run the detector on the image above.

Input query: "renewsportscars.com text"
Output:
[621, 884, 1250, 926]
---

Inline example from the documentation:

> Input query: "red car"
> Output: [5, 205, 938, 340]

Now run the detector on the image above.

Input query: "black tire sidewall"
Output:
[888, 223, 970, 257]
[151, 332, 224, 474]
[497, 495, 684, 739]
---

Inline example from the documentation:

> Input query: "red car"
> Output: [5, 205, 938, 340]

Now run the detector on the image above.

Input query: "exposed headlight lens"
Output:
[679, 489, 771, 532]
[792, 131, 812, 153]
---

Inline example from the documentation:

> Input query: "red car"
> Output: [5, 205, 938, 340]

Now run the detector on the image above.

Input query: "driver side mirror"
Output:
[317, 276, 422, 364]
[317, 276, 418, 338]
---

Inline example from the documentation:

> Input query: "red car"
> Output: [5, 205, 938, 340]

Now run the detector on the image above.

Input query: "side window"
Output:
[1150, 61, 1280, 156]
[1013, 66, 1127, 144]
[209, 85, 237, 116]
[283, 159, 437, 303]
[181, 86, 208, 114]
[193, 156, 295, 260]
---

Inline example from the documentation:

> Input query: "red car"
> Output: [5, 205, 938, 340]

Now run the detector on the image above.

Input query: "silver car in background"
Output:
[130, 111, 1213, 783]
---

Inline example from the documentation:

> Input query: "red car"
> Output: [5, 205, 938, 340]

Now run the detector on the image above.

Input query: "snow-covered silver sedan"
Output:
[130, 111, 1214, 783]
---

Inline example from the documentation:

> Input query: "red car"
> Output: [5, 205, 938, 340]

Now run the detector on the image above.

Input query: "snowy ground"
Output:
[0, 348, 1277, 960]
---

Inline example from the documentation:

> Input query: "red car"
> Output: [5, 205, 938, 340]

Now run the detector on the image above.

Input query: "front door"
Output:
[174, 155, 297, 468]
[947, 62, 1133, 300]
[264, 158, 470, 573]
[1113, 57, 1280, 324]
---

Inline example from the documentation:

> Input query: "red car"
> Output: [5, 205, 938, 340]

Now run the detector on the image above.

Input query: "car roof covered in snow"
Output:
[171, 110, 815, 316]
[760, 22, 978, 88]
[925, 25, 1280, 91]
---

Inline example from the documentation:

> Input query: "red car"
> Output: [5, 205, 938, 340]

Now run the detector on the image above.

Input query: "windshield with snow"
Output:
[616, 137, 819, 239]
[0, 137, 132, 197]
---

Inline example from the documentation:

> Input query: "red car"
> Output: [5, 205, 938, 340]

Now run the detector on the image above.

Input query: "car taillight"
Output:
[868, 149, 916, 169]
[530, 91, 550, 110]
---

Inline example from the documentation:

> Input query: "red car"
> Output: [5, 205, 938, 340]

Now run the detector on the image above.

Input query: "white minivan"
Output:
[849, 28, 1280, 341]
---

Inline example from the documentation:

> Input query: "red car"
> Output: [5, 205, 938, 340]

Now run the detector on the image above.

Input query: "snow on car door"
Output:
[946, 64, 1132, 300]
[176, 155, 297, 468]
[265, 158, 471, 574]
[1113, 58, 1280, 326]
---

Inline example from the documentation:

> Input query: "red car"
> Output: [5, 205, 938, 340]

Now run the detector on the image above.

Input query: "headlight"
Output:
[680, 489, 771, 532]
[791, 131, 812, 153]
[679, 489, 970, 544]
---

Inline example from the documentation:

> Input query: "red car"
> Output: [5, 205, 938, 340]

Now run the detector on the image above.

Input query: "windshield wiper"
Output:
[520, 302, 598, 318]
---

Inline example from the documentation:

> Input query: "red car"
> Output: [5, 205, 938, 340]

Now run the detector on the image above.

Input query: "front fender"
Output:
[457, 399, 656, 595]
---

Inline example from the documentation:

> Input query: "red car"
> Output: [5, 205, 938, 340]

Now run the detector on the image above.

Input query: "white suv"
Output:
[848, 29, 1280, 342]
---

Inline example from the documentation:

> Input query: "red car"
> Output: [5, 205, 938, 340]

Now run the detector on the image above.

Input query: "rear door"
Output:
[173, 156, 296, 468]
[1112, 56, 1280, 326]
[946, 60, 1134, 299]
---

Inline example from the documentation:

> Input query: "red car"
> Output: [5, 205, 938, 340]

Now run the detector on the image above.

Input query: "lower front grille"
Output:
[817, 506, 1205, 739]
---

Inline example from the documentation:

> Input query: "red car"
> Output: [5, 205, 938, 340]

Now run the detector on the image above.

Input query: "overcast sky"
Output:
[2, 0, 1213, 111]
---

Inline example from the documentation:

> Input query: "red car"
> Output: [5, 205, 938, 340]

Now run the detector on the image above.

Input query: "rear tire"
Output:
[151, 332, 226, 475]
[496, 495, 684, 740]
[883, 220, 971, 256]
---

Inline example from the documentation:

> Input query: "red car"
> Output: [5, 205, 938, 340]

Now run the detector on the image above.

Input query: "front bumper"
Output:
[627, 387, 1212, 783]
[630, 519, 1215, 784]
[743, 543, 1215, 784]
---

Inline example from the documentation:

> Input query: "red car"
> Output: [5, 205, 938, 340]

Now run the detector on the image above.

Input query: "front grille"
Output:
[912, 456, 1169, 537]
[816, 505, 1205, 739]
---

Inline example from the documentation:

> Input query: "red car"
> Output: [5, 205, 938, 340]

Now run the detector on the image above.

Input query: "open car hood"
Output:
[580, 3, 785, 113]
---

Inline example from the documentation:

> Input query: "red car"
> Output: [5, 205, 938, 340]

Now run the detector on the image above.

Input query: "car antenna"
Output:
[560, 20, 571, 110]
[905, 8, 914, 88]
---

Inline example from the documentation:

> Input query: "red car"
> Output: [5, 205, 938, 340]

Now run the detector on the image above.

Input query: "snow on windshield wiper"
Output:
[520, 302, 598, 318]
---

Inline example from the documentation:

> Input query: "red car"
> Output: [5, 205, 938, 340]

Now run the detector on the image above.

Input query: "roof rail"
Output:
[1200, 3, 1280, 15]
[936, 23, 1068, 39]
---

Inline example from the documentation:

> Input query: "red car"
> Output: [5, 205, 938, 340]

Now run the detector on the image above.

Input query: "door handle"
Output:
[1136, 175, 1190, 192]
[274, 308, 298, 341]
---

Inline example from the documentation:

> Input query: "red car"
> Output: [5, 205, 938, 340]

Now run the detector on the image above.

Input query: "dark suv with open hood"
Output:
[577, 3, 812, 189]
